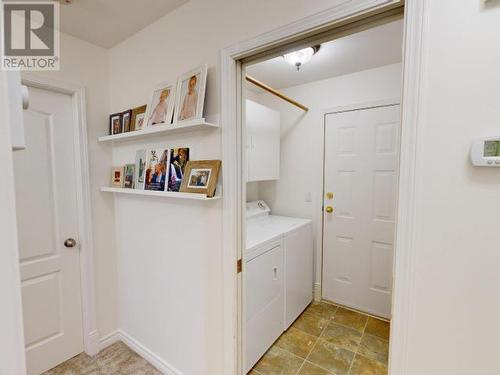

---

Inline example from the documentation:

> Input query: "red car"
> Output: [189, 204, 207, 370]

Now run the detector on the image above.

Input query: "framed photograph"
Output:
[174, 65, 207, 124]
[134, 149, 147, 189]
[130, 105, 147, 131]
[180, 160, 221, 197]
[144, 148, 170, 191]
[109, 113, 122, 135]
[111, 166, 124, 187]
[123, 164, 135, 189]
[167, 147, 190, 192]
[121, 109, 132, 132]
[145, 83, 175, 127]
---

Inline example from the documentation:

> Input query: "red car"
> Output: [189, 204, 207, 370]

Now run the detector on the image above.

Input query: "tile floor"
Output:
[251, 301, 390, 375]
[42, 341, 161, 375]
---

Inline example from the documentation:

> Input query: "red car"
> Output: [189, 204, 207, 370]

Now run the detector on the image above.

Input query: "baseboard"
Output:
[98, 330, 183, 375]
[98, 330, 121, 351]
[313, 282, 321, 302]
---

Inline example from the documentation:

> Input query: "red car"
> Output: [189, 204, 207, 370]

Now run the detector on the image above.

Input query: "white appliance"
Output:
[471, 137, 500, 166]
[244, 200, 313, 373]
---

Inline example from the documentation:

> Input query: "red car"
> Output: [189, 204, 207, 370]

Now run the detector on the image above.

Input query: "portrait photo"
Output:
[145, 84, 175, 127]
[180, 160, 221, 197]
[144, 148, 170, 191]
[109, 113, 122, 135]
[188, 169, 211, 188]
[121, 109, 132, 132]
[111, 166, 124, 187]
[130, 105, 147, 131]
[174, 65, 207, 124]
[167, 147, 190, 192]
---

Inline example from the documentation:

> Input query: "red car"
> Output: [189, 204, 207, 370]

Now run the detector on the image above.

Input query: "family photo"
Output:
[144, 148, 169, 191]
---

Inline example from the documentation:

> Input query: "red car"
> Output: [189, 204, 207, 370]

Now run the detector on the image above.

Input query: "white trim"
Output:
[321, 97, 401, 114]
[389, 1, 427, 374]
[99, 330, 184, 375]
[313, 282, 322, 302]
[21, 73, 99, 356]
[220, 1, 418, 374]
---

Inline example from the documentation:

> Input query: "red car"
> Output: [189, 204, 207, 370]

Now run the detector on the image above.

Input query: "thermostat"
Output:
[470, 137, 500, 166]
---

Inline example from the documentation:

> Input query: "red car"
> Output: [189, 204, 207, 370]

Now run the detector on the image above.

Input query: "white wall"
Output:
[107, 0, 349, 374]
[405, 1, 500, 374]
[247, 63, 402, 287]
[23, 33, 119, 340]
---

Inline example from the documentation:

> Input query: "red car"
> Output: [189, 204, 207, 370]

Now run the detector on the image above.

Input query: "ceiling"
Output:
[59, 0, 189, 48]
[246, 19, 404, 90]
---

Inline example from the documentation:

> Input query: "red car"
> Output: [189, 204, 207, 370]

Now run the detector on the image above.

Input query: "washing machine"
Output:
[244, 200, 313, 373]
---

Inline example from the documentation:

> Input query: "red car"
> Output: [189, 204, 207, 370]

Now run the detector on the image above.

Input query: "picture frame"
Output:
[109, 112, 122, 135]
[111, 166, 124, 187]
[121, 109, 132, 133]
[123, 164, 135, 188]
[130, 105, 147, 131]
[173, 64, 208, 125]
[144, 83, 176, 127]
[180, 160, 221, 197]
[144, 148, 170, 191]
[167, 147, 190, 192]
[134, 149, 147, 189]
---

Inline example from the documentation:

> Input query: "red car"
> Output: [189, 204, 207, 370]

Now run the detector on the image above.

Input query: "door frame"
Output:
[220, 0, 427, 374]
[320, 98, 401, 319]
[21, 73, 100, 357]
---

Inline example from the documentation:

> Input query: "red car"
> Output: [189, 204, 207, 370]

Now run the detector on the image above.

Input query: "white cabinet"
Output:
[246, 99, 280, 182]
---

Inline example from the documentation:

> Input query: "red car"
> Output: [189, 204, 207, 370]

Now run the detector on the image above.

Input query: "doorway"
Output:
[12, 79, 97, 375]
[221, 2, 413, 374]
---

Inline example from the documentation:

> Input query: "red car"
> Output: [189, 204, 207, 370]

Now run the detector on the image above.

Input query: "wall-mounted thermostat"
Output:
[470, 137, 500, 166]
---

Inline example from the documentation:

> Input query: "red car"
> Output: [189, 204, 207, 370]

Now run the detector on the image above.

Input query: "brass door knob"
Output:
[325, 206, 334, 213]
[64, 238, 77, 248]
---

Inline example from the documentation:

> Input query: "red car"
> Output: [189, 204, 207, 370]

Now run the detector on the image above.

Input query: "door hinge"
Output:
[237, 259, 242, 274]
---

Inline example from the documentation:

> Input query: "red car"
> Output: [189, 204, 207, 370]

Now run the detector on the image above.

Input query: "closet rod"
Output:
[245, 75, 309, 112]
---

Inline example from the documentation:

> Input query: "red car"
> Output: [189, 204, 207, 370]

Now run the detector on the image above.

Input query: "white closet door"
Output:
[13, 87, 84, 375]
[322, 104, 400, 318]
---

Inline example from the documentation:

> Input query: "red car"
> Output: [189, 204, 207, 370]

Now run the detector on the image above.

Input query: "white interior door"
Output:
[13, 86, 84, 375]
[322, 104, 400, 318]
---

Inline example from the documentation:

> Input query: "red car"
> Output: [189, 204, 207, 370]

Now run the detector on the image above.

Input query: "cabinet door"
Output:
[246, 99, 280, 182]
[244, 244, 284, 372]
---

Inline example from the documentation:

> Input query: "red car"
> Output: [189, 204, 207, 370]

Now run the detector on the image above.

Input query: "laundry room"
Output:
[243, 17, 404, 374]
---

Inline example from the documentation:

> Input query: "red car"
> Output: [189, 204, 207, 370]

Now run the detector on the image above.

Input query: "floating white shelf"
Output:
[100, 187, 221, 201]
[98, 118, 219, 143]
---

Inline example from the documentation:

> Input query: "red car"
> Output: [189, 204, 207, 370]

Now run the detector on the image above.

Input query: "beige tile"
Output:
[275, 327, 317, 359]
[321, 322, 362, 352]
[332, 307, 368, 332]
[42, 342, 161, 375]
[292, 312, 329, 337]
[297, 361, 333, 375]
[307, 339, 354, 375]
[305, 302, 338, 320]
[254, 346, 304, 375]
[349, 354, 388, 375]
[248, 370, 262, 375]
[358, 334, 389, 365]
[365, 317, 390, 340]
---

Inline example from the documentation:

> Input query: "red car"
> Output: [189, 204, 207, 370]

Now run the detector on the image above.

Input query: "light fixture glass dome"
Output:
[283, 45, 320, 71]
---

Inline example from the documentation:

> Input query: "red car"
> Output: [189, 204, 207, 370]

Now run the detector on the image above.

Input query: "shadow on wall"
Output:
[281, 110, 308, 140]
[481, 0, 500, 10]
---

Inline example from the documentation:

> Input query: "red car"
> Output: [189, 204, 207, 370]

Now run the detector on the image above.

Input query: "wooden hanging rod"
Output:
[245, 75, 309, 112]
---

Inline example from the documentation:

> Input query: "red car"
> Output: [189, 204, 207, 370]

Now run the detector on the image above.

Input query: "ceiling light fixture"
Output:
[283, 45, 321, 71]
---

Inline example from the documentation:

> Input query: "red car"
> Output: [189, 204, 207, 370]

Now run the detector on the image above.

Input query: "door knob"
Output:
[325, 206, 334, 214]
[64, 238, 77, 248]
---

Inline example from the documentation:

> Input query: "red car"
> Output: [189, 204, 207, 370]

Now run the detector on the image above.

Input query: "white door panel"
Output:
[13, 87, 83, 375]
[322, 105, 400, 318]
